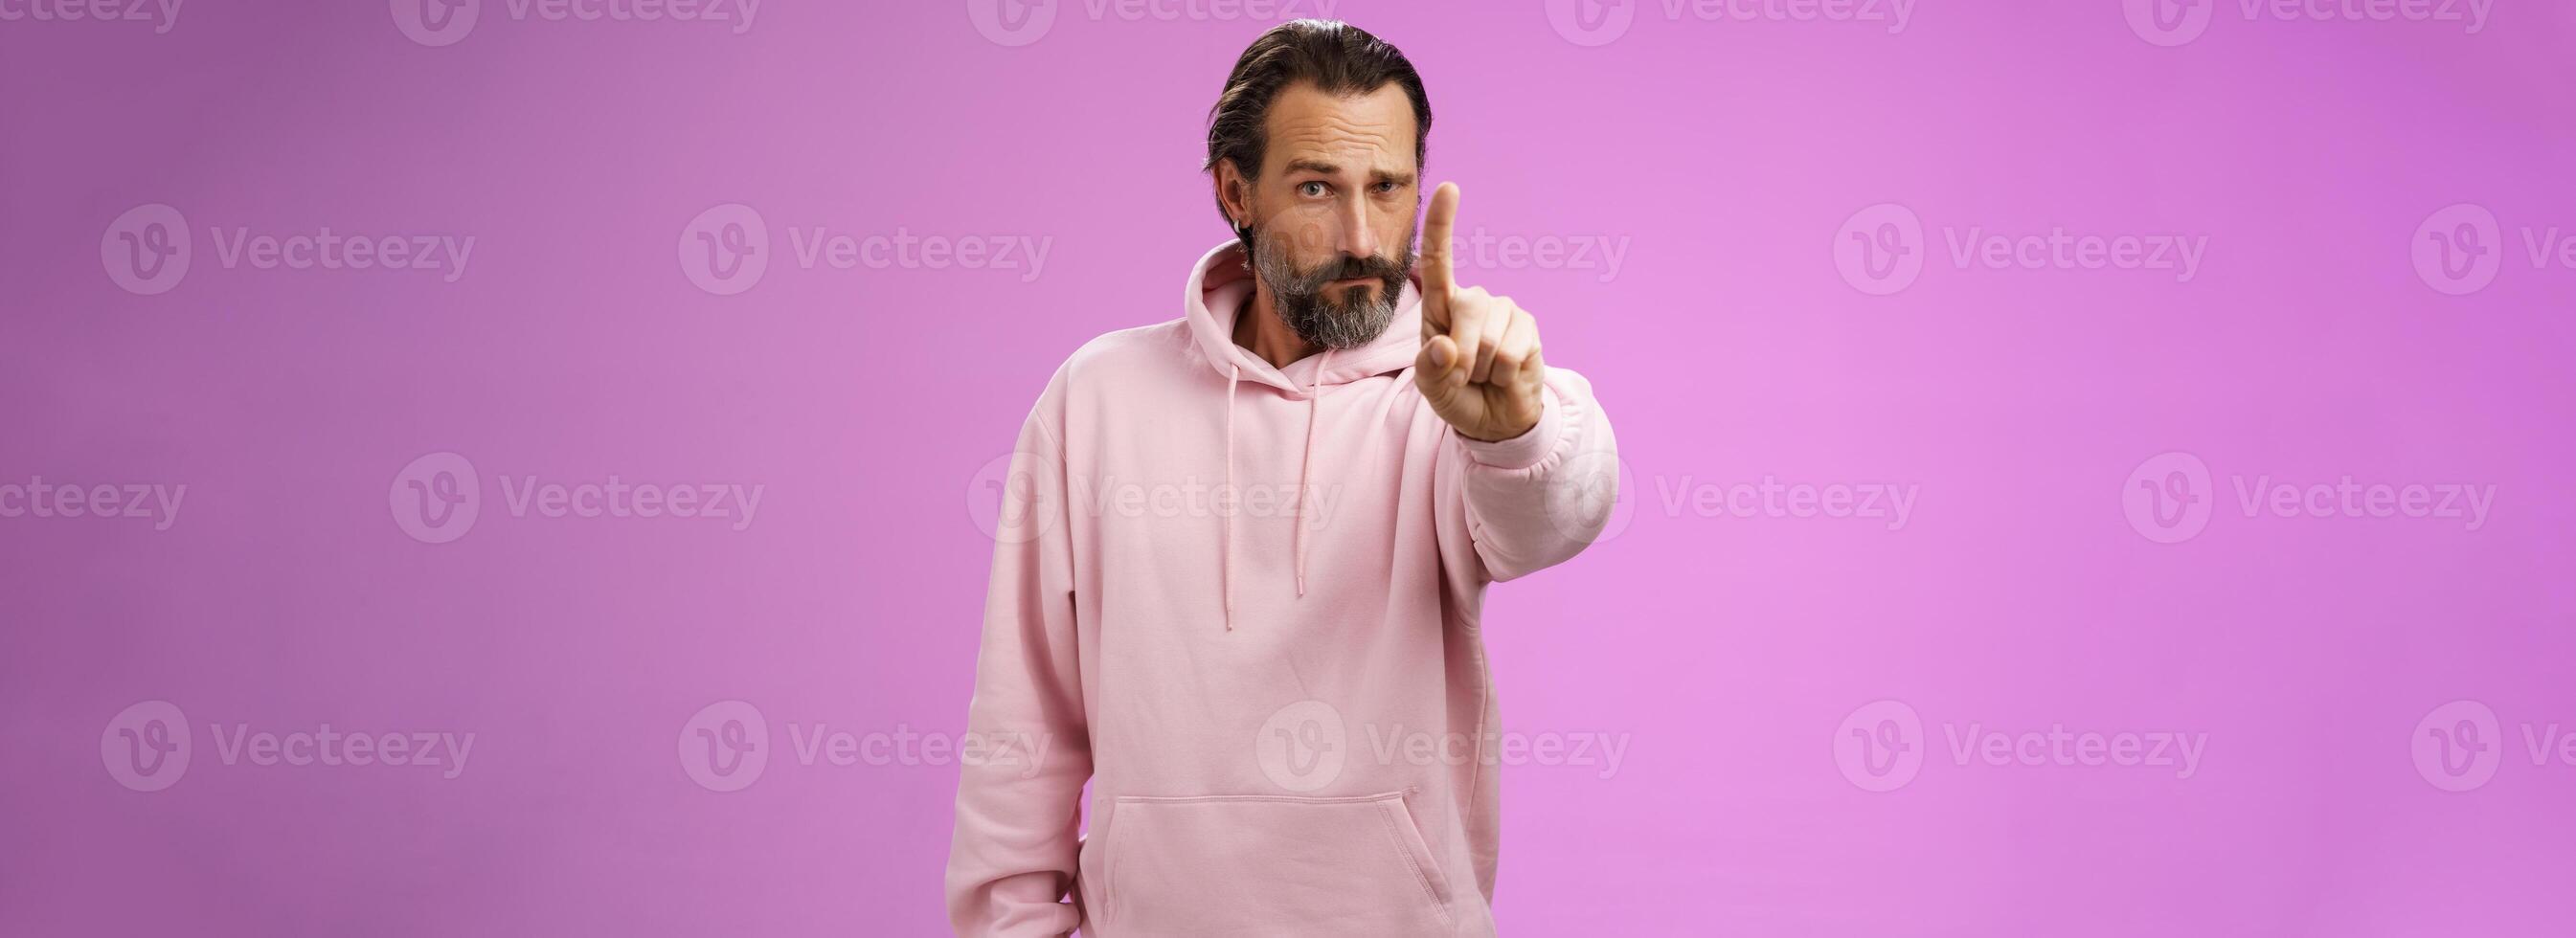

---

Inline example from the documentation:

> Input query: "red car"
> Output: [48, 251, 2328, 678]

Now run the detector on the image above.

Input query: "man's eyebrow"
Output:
[1282, 160, 1417, 186]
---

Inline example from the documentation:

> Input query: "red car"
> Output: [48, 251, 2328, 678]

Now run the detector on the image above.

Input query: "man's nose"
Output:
[1336, 196, 1378, 258]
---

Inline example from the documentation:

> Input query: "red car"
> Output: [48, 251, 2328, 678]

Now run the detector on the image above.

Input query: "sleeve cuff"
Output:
[1457, 386, 1565, 471]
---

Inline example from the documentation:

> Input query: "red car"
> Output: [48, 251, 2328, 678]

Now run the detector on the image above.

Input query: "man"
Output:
[946, 20, 1618, 937]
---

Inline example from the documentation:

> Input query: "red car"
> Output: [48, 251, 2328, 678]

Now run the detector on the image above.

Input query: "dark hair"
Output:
[1204, 20, 1432, 237]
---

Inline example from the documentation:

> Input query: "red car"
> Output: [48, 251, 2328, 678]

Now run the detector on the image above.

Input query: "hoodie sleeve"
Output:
[945, 382, 1094, 937]
[1446, 365, 1620, 583]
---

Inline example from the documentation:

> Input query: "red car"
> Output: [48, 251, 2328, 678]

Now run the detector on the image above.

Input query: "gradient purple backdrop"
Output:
[5, 0, 2574, 934]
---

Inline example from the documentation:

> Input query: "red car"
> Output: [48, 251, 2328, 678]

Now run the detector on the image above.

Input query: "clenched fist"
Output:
[1413, 182, 1546, 442]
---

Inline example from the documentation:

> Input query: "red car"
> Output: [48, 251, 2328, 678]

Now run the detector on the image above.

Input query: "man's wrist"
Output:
[1457, 390, 1561, 470]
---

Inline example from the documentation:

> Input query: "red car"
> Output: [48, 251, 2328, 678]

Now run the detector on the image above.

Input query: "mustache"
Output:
[1277, 251, 1411, 292]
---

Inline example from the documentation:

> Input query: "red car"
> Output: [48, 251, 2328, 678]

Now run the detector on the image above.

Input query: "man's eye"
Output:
[1372, 181, 1399, 194]
[1298, 181, 1328, 197]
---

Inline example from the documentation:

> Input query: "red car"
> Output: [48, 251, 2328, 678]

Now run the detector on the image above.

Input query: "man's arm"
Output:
[1449, 368, 1619, 580]
[1412, 182, 1622, 579]
[945, 386, 1093, 937]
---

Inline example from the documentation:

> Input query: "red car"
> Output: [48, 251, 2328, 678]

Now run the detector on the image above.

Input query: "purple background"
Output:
[7, 1, 2574, 934]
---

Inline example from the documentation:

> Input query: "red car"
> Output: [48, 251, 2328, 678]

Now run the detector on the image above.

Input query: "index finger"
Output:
[1419, 181, 1459, 297]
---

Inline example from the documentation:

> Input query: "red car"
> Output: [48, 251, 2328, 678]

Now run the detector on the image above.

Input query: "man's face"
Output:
[1222, 81, 1421, 349]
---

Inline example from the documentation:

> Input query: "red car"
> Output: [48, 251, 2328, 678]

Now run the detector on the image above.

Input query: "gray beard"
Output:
[1248, 232, 1409, 350]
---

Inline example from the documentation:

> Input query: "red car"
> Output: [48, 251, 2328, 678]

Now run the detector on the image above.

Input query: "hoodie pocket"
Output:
[1097, 790, 1454, 935]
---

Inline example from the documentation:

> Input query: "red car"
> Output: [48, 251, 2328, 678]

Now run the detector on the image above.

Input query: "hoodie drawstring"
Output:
[1293, 347, 1329, 598]
[1222, 364, 1241, 630]
[1218, 347, 1330, 630]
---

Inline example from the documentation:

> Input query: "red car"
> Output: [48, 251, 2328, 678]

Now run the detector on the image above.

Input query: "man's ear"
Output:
[1214, 159, 1254, 234]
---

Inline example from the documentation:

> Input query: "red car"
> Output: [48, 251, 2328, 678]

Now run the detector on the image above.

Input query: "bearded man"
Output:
[946, 20, 1620, 937]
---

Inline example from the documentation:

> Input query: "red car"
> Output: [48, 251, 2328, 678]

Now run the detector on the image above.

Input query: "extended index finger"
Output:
[1419, 181, 1459, 297]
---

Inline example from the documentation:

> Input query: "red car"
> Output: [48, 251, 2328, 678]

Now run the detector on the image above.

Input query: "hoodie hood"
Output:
[1182, 239, 1425, 629]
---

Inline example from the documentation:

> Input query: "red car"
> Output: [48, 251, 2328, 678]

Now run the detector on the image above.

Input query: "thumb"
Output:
[1415, 334, 1462, 399]
[1427, 333, 1457, 371]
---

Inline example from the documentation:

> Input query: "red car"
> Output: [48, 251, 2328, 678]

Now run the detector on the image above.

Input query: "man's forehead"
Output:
[1262, 82, 1417, 173]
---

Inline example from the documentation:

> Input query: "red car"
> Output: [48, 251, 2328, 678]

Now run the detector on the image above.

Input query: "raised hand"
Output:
[1413, 182, 1547, 442]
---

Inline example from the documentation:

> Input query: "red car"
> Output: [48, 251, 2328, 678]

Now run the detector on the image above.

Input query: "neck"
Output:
[1233, 286, 1325, 369]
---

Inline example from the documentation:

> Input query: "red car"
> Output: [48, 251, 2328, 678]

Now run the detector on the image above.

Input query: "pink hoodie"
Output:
[945, 241, 1619, 936]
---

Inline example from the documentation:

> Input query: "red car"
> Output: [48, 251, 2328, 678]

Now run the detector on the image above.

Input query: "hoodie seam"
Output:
[1026, 404, 1065, 453]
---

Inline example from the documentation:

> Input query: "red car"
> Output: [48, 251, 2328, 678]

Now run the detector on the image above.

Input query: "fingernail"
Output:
[1430, 342, 1453, 368]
